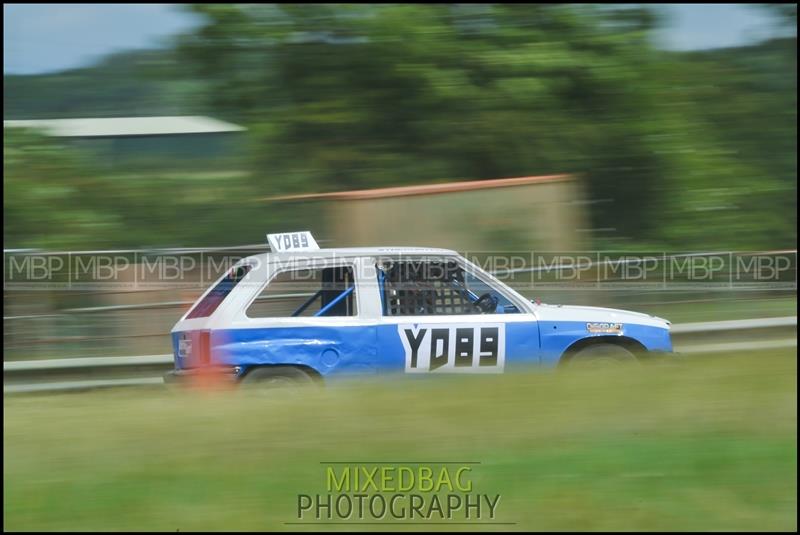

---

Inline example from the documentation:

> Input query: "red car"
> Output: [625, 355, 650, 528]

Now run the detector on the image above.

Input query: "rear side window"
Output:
[186, 264, 253, 319]
[247, 266, 356, 318]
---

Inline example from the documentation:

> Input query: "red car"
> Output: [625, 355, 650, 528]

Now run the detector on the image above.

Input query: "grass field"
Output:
[4, 349, 797, 531]
[632, 295, 797, 324]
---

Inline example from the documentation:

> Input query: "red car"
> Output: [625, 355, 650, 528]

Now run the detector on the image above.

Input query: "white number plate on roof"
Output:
[267, 231, 320, 252]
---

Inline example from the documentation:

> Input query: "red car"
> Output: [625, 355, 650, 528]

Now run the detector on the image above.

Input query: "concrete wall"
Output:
[325, 178, 587, 253]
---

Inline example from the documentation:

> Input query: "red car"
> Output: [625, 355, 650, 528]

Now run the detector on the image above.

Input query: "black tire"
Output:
[567, 343, 638, 368]
[240, 366, 316, 388]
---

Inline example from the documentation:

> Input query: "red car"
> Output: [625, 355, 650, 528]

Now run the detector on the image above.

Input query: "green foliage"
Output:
[177, 4, 796, 250]
[669, 39, 797, 248]
[2, 129, 300, 249]
[3, 49, 207, 119]
[3, 5, 796, 250]
[3, 129, 124, 249]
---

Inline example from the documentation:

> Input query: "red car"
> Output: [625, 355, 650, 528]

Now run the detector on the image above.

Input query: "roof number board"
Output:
[267, 231, 320, 252]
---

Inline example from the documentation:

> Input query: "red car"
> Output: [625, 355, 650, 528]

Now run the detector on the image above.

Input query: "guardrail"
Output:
[3, 316, 796, 394]
[5, 248, 796, 321]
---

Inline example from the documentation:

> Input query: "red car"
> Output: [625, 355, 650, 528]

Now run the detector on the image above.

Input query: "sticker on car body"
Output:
[586, 322, 623, 334]
[399, 323, 505, 373]
[178, 334, 192, 359]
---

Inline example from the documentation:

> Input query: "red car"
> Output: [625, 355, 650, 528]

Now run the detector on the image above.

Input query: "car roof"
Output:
[245, 246, 460, 264]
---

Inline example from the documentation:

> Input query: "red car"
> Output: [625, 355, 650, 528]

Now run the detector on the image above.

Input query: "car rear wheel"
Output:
[567, 343, 638, 368]
[240, 366, 317, 388]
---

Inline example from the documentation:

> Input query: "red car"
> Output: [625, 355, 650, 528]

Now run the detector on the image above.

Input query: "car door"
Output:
[375, 255, 540, 373]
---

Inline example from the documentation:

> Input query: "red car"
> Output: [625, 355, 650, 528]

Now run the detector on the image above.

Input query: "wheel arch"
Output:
[558, 335, 647, 366]
[239, 363, 324, 384]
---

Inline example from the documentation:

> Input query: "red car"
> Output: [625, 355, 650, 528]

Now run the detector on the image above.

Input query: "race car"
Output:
[165, 231, 673, 386]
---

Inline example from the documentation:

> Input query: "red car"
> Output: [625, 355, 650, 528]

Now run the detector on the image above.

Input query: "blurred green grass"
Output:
[523, 293, 797, 324]
[4, 349, 797, 531]
[630, 295, 797, 323]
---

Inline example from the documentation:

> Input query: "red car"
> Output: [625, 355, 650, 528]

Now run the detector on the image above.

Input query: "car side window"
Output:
[378, 259, 519, 316]
[186, 264, 253, 319]
[462, 270, 521, 314]
[246, 265, 357, 318]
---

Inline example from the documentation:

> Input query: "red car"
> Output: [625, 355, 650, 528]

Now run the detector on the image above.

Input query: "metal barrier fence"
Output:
[4, 247, 797, 361]
[4, 316, 796, 394]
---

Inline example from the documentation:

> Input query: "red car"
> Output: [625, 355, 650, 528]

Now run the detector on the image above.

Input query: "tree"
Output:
[177, 4, 683, 242]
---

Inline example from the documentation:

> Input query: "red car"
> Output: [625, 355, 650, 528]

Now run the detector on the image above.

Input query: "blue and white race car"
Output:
[166, 232, 673, 386]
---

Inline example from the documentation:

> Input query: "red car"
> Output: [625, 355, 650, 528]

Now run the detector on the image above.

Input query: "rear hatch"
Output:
[170, 263, 254, 369]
